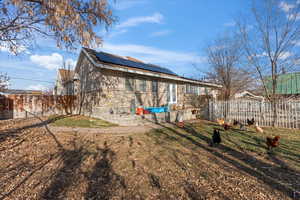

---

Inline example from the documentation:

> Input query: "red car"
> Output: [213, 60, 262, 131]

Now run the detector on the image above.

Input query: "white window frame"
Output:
[168, 83, 177, 104]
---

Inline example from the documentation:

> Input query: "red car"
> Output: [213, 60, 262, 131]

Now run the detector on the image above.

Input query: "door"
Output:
[167, 84, 177, 104]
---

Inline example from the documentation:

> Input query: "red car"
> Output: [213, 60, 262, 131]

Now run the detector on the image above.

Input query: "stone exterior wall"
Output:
[76, 56, 217, 122]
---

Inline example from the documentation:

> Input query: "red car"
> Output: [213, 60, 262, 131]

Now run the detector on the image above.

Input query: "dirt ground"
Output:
[0, 117, 299, 200]
[49, 123, 162, 135]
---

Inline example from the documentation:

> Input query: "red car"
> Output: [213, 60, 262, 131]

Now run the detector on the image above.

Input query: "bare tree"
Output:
[55, 59, 76, 114]
[76, 56, 121, 115]
[0, 73, 9, 92]
[205, 33, 253, 101]
[0, 0, 115, 54]
[237, 0, 300, 126]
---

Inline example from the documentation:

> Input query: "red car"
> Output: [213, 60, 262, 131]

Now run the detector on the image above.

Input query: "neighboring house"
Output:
[234, 91, 264, 101]
[54, 69, 76, 95]
[0, 89, 43, 95]
[74, 48, 221, 122]
[266, 72, 300, 97]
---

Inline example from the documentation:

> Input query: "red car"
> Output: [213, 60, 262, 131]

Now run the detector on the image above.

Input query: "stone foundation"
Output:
[88, 108, 197, 126]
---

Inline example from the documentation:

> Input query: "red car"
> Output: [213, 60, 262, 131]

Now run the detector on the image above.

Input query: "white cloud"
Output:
[114, 0, 147, 10]
[65, 58, 77, 69]
[116, 13, 164, 29]
[249, 51, 292, 60]
[150, 30, 172, 37]
[0, 45, 29, 55]
[99, 43, 205, 76]
[279, 51, 292, 60]
[101, 43, 204, 66]
[30, 53, 63, 70]
[287, 12, 300, 20]
[27, 84, 48, 91]
[224, 21, 236, 27]
[279, 1, 300, 20]
[292, 40, 300, 46]
[279, 1, 295, 12]
[29, 53, 76, 70]
[0, 46, 10, 53]
[107, 29, 128, 38]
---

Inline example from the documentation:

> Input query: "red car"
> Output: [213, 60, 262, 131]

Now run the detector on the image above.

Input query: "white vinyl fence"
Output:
[209, 99, 300, 129]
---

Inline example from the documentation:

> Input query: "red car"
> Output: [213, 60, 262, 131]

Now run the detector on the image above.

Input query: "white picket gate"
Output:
[209, 99, 300, 129]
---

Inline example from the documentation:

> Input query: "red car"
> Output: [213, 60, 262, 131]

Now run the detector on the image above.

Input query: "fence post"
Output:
[210, 99, 300, 129]
[296, 102, 299, 129]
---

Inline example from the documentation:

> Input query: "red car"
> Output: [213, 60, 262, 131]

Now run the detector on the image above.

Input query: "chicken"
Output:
[177, 122, 184, 128]
[211, 129, 221, 146]
[266, 136, 280, 150]
[255, 123, 264, 133]
[223, 123, 231, 131]
[233, 119, 239, 126]
[247, 118, 255, 126]
[232, 120, 246, 130]
[217, 119, 225, 126]
[217, 119, 231, 130]
[240, 123, 247, 131]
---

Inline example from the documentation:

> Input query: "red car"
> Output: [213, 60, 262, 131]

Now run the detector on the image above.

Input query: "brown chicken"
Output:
[177, 122, 184, 128]
[217, 119, 225, 126]
[223, 123, 231, 131]
[266, 136, 280, 150]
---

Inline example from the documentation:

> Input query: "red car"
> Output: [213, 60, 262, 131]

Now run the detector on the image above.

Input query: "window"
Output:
[152, 80, 158, 92]
[192, 85, 197, 94]
[186, 84, 199, 95]
[199, 87, 205, 95]
[185, 84, 189, 93]
[172, 84, 177, 102]
[139, 79, 147, 92]
[125, 77, 134, 91]
[190, 85, 194, 94]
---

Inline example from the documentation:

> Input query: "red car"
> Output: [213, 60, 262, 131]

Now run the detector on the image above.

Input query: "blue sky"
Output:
[0, 0, 250, 91]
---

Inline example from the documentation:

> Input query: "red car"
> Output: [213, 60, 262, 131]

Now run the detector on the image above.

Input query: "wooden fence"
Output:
[209, 99, 300, 129]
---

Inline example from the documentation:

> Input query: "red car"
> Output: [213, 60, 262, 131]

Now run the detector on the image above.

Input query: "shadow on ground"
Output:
[151, 122, 300, 199]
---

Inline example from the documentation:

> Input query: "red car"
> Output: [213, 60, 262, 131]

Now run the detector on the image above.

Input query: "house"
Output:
[0, 89, 43, 95]
[265, 72, 300, 97]
[54, 69, 76, 95]
[74, 48, 221, 124]
[234, 91, 264, 101]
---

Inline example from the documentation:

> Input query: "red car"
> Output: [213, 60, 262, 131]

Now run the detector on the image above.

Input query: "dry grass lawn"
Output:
[49, 115, 117, 128]
[0, 117, 299, 200]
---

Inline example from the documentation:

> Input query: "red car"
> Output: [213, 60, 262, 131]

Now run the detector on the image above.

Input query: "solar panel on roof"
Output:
[95, 51, 177, 76]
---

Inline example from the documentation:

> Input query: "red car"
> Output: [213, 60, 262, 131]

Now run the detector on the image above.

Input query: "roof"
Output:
[1, 89, 43, 95]
[266, 72, 300, 95]
[80, 48, 222, 88]
[58, 69, 75, 82]
[235, 91, 264, 100]
[84, 48, 177, 76]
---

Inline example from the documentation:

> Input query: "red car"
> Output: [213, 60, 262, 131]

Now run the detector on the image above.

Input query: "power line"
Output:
[10, 76, 54, 84]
